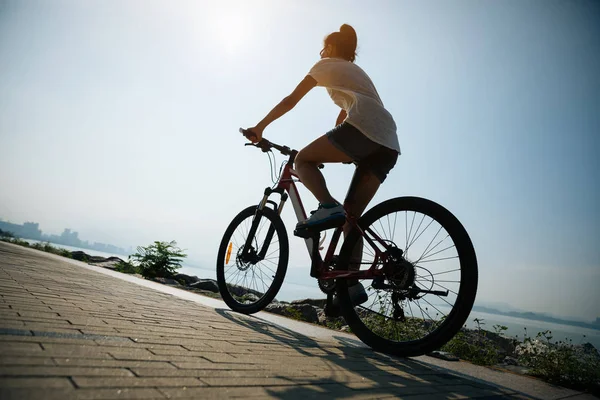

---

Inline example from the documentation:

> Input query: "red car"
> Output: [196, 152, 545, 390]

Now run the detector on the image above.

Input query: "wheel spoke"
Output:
[406, 217, 434, 255]
[418, 255, 459, 264]
[256, 266, 271, 290]
[418, 244, 456, 262]
[430, 268, 461, 276]
[257, 261, 277, 276]
[406, 211, 416, 254]
[415, 226, 444, 263]
[392, 212, 398, 243]
[418, 296, 447, 319]
[407, 299, 415, 319]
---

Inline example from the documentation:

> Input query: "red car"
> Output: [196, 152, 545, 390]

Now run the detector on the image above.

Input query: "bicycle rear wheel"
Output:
[216, 205, 289, 314]
[336, 196, 478, 357]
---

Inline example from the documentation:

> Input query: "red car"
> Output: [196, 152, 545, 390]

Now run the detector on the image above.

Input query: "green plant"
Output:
[0, 229, 14, 238]
[31, 242, 45, 250]
[1, 236, 30, 246]
[440, 318, 504, 365]
[283, 307, 304, 321]
[130, 240, 186, 279]
[516, 330, 600, 391]
[15, 238, 30, 246]
[320, 315, 345, 330]
[58, 249, 72, 258]
[114, 257, 139, 274]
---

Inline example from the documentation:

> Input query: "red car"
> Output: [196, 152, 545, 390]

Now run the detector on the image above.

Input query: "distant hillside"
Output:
[472, 305, 600, 331]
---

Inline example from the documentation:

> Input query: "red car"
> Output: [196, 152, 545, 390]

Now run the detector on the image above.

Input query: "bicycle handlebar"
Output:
[240, 128, 328, 170]
[239, 128, 295, 156]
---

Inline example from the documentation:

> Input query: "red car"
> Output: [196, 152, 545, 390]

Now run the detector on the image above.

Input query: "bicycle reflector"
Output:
[225, 242, 233, 264]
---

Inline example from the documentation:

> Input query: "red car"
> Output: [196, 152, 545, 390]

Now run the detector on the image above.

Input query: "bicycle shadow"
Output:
[213, 308, 521, 399]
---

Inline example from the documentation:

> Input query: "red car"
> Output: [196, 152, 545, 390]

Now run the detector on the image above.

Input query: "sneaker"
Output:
[325, 282, 368, 317]
[295, 203, 345, 234]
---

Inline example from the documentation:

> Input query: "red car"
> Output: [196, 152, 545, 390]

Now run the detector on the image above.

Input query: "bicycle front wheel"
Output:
[336, 196, 478, 357]
[216, 205, 289, 314]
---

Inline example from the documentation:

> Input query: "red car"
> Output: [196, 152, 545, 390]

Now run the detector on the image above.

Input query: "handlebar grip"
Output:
[239, 127, 257, 141]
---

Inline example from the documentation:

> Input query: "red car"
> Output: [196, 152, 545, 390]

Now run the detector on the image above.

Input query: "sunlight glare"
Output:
[212, 12, 252, 56]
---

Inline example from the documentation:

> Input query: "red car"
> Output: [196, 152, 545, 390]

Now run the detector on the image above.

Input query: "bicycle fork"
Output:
[241, 188, 288, 261]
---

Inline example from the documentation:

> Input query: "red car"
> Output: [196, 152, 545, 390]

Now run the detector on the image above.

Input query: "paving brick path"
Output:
[0, 242, 536, 399]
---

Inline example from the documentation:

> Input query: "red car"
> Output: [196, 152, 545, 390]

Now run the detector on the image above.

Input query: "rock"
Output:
[90, 259, 122, 270]
[223, 283, 263, 298]
[459, 329, 518, 358]
[428, 351, 459, 361]
[294, 304, 319, 323]
[189, 279, 219, 293]
[187, 288, 222, 299]
[484, 331, 519, 356]
[291, 298, 327, 309]
[579, 342, 600, 357]
[340, 325, 351, 332]
[71, 251, 92, 261]
[265, 303, 319, 324]
[174, 273, 200, 286]
[316, 309, 346, 329]
[152, 277, 181, 286]
[317, 310, 328, 325]
[503, 356, 519, 366]
[71, 251, 124, 265]
[264, 303, 288, 317]
[500, 365, 531, 375]
[242, 293, 260, 304]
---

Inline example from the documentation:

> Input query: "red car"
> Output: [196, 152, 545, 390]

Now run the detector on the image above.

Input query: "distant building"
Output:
[22, 222, 42, 239]
[0, 218, 130, 256]
[0, 221, 42, 240]
[60, 229, 81, 247]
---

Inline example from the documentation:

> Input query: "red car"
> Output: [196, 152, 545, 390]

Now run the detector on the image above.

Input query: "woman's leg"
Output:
[343, 167, 381, 280]
[295, 135, 353, 204]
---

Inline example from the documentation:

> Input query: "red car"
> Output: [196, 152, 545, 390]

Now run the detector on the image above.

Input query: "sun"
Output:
[212, 12, 251, 56]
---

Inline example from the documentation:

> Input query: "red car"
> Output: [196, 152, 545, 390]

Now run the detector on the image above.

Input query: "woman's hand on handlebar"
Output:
[243, 126, 263, 143]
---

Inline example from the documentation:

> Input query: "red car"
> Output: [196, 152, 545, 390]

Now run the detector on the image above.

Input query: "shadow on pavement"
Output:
[214, 308, 520, 399]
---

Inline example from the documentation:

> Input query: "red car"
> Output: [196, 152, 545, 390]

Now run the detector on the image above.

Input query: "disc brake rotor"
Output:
[236, 246, 258, 271]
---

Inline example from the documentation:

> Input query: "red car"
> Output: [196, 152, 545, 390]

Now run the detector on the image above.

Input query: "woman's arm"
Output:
[246, 75, 317, 141]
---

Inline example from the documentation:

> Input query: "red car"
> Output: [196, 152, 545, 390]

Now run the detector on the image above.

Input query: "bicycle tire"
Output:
[216, 205, 289, 314]
[336, 196, 478, 357]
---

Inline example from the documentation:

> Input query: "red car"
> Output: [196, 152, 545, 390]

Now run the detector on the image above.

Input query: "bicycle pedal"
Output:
[293, 227, 314, 239]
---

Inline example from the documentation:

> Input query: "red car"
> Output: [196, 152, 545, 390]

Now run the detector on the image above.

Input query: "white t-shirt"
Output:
[308, 57, 401, 154]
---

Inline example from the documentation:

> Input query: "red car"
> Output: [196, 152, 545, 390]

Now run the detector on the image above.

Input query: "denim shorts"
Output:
[326, 122, 399, 183]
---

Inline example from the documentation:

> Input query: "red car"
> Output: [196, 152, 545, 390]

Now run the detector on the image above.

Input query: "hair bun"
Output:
[339, 24, 357, 42]
[322, 24, 358, 62]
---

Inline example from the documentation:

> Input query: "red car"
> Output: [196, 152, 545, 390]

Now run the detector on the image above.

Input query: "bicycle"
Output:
[216, 128, 478, 357]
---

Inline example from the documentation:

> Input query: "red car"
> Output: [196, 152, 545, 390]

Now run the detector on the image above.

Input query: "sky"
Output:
[1, 0, 598, 320]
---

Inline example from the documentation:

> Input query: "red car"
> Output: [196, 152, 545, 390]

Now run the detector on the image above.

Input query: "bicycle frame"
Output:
[242, 149, 392, 282]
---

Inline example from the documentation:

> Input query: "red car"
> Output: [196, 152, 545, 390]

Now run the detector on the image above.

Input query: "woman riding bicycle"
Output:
[244, 24, 401, 306]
